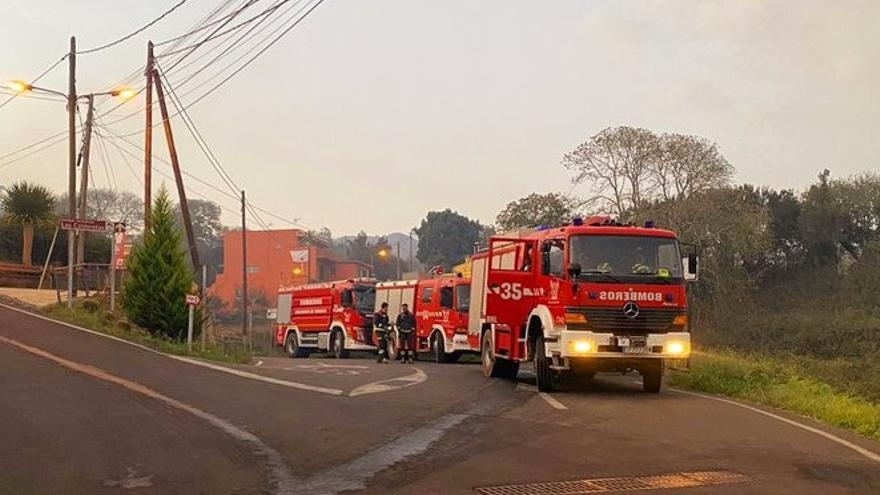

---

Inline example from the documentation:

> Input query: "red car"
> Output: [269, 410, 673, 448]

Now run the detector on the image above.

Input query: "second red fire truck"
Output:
[373, 275, 475, 362]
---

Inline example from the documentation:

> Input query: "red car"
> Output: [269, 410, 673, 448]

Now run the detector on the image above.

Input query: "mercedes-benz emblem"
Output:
[623, 301, 640, 319]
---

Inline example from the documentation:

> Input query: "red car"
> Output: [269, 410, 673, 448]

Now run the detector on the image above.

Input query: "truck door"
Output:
[485, 237, 539, 358]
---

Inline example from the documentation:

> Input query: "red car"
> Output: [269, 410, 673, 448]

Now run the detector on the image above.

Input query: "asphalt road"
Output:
[1, 303, 879, 495]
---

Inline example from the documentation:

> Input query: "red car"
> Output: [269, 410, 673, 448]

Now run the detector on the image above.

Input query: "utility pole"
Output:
[76, 94, 94, 265]
[67, 36, 77, 309]
[241, 190, 248, 337]
[153, 69, 200, 269]
[144, 41, 154, 230]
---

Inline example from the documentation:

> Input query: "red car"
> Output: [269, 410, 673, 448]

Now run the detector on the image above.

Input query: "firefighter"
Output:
[374, 302, 391, 363]
[396, 303, 417, 364]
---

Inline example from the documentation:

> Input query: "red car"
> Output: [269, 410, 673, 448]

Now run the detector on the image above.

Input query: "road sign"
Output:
[60, 218, 107, 232]
[185, 294, 200, 306]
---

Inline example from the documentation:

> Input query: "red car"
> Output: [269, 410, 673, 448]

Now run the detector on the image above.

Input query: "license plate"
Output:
[618, 336, 647, 353]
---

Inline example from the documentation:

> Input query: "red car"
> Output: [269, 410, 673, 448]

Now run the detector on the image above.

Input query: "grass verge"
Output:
[670, 350, 880, 441]
[36, 299, 251, 364]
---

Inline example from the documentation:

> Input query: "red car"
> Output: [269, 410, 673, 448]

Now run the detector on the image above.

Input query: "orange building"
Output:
[211, 229, 371, 316]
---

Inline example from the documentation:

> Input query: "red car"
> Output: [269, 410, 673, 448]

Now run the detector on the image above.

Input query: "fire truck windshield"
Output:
[354, 285, 376, 314]
[569, 235, 683, 281]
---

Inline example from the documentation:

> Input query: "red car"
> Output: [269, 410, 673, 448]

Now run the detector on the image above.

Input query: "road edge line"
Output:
[0, 302, 343, 396]
[0, 335, 298, 494]
[669, 387, 880, 464]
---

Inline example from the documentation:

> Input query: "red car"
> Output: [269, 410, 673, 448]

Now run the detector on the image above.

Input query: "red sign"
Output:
[113, 232, 130, 270]
[61, 218, 107, 232]
[185, 294, 200, 306]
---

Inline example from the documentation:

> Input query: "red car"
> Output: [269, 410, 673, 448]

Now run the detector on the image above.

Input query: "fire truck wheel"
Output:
[642, 361, 663, 393]
[481, 331, 519, 379]
[330, 329, 349, 359]
[285, 332, 308, 358]
[534, 336, 555, 393]
[432, 332, 450, 363]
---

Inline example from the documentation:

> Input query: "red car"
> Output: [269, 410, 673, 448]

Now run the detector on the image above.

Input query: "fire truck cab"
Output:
[472, 216, 698, 393]
[275, 278, 377, 358]
[374, 275, 475, 362]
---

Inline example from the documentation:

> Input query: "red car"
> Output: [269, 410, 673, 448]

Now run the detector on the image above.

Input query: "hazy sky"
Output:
[1, 0, 878, 235]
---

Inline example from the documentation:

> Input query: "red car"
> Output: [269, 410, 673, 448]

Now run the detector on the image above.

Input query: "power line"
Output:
[107, 0, 320, 139]
[95, 121, 305, 229]
[157, 0, 291, 57]
[154, 0, 263, 47]
[77, 0, 193, 54]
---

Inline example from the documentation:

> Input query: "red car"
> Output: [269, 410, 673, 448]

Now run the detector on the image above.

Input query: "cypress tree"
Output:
[122, 186, 196, 340]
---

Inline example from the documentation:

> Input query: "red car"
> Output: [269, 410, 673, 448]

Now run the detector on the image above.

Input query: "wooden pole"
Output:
[144, 41, 154, 230]
[67, 36, 77, 308]
[38, 225, 60, 290]
[76, 95, 94, 265]
[152, 69, 200, 269]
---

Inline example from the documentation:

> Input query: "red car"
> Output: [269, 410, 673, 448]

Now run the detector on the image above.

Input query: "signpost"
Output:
[61, 218, 107, 233]
[186, 293, 200, 352]
[110, 222, 126, 312]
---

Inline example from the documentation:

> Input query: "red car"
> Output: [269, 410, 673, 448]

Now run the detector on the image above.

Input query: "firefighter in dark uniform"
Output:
[396, 303, 417, 364]
[374, 302, 391, 363]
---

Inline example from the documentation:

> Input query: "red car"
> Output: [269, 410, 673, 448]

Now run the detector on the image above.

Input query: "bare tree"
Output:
[653, 133, 733, 200]
[562, 126, 659, 214]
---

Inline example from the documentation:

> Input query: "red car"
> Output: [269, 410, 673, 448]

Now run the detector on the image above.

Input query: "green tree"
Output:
[496, 193, 577, 231]
[414, 209, 482, 270]
[123, 187, 195, 340]
[1, 181, 55, 266]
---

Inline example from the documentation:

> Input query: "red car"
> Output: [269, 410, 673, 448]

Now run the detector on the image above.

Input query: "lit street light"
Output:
[8, 70, 135, 308]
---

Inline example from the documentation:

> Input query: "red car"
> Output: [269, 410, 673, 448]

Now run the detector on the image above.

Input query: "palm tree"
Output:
[1, 181, 55, 266]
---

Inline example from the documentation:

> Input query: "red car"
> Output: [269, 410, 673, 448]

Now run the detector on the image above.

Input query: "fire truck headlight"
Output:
[572, 340, 594, 354]
[666, 341, 688, 355]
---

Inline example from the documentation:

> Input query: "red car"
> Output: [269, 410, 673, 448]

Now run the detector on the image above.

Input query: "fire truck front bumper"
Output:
[553, 330, 691, 362]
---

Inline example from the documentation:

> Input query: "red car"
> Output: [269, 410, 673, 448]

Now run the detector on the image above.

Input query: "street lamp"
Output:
[8, 81, 136, 101]
[8, 77, 135, 308]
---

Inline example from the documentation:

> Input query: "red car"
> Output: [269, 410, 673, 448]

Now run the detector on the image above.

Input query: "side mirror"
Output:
[568, 262, 582, 279]
[683, 254, 699, 282]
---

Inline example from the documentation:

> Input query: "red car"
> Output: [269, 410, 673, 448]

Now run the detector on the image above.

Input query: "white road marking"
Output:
[174, 356, 344, 396]
[255, 360, 263, 367]
[538, 392, 568, 410]
[0, 303, 343, 396]
[349, 367, 428, 397]
[669, 388, 880, 464]
[0, 336, 298, 494]
[295, 362, 369, 370]
[515, 383, 568, 410]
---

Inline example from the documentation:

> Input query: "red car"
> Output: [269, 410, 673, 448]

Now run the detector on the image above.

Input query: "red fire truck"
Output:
[274, 278, 377, 358]
[374, 275, 475, 362]
[471, 216, 698, 393]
